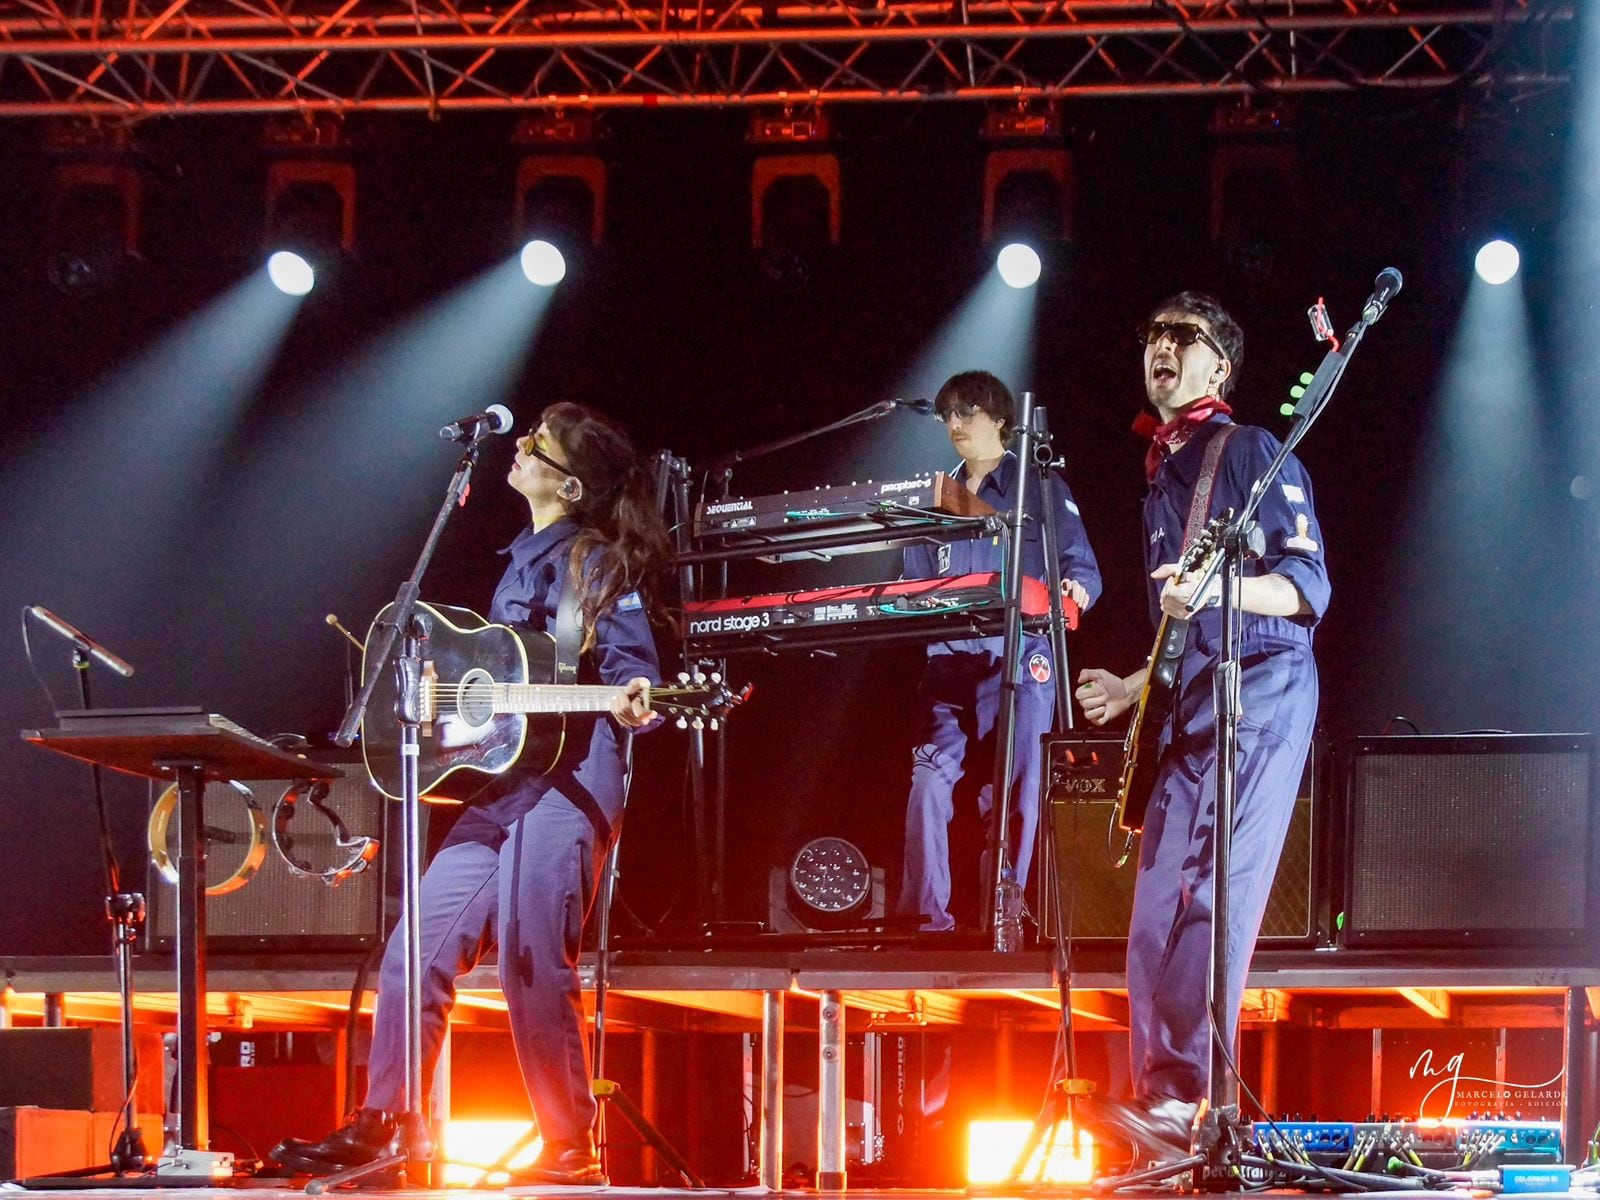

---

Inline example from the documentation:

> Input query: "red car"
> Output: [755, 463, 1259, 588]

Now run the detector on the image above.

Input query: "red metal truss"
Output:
[0, 0, 1574, 118]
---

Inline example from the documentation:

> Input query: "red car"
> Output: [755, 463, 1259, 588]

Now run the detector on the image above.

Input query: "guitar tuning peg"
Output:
[692, 671, 706, 685]
[709, 718, 720, 732]
[691, 716, 704, 730]
[710, 672, 723, 684]
[676, 671, 690, 685]
[675, 715, 688, 730]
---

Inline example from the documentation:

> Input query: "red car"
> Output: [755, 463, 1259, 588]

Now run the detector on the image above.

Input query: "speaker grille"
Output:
[1041, 735, 1318, 944]
[146, 767, 387, 953]
[1343, 736, 1593, 945]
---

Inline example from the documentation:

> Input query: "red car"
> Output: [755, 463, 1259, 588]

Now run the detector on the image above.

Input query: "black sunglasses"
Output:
[1137, 320, 1227, 360]
[933, 402, 983, 423]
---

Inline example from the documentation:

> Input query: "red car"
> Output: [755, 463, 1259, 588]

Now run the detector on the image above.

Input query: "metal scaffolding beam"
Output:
[0, 0, 1573, 117]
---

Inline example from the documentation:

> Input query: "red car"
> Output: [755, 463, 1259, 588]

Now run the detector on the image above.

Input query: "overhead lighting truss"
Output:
[0, 0, 1573, 119]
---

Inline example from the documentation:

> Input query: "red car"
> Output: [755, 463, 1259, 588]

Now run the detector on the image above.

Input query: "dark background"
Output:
[0, 68, 1589, 953]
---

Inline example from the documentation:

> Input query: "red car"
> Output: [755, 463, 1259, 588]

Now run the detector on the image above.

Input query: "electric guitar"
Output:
[1113, 516, 1229, 835]
[360, 601, 742, 800]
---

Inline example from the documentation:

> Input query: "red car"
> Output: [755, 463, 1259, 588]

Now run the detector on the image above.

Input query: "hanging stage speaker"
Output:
[145, 750, 397, 953]
[1336, 733, 1595, 948]
[1039, 733, 1322, 945]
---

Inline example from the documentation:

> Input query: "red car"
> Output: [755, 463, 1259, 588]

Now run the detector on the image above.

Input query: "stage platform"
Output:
[2, 945, 1596, 1193]
[4, 944, 1597, 1035]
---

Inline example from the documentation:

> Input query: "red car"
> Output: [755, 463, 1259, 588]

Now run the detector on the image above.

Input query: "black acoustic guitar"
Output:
[1113, 517, 1228, 834]
[361, 601, 738, 800]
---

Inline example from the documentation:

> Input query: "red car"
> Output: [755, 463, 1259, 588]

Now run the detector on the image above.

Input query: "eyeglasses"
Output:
[935, 402, 983, 424]
[1137, 320, 1227, 360]
[519, 431, 571, 476]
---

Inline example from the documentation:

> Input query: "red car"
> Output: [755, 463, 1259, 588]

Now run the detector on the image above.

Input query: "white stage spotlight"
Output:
[520, 239, 567, 287]
[1475, 239, 1521, 286]
[996, 243, 1042, 289]
[266, 250, 315, 296]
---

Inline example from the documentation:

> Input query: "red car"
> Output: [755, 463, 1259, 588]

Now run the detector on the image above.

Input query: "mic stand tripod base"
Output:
[304, 1114, 432, 1195]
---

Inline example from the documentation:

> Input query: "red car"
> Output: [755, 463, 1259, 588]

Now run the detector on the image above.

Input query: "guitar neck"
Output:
[499, 684, 626, 715]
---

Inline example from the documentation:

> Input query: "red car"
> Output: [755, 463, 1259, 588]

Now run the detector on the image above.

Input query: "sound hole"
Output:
[456, 669, 496, 729]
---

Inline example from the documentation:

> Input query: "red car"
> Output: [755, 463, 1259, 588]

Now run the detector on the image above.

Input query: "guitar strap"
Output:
[553, 537, 583, 684]
[1165, 423, 1237, 706]
[1183, 423, 1237, 552]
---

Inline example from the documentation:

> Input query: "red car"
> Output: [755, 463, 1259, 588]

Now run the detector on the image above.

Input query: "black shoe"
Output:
[1080, 1096, 1199, 1156]
[511, 1132, 608, 1186]
[271, 1108, 396, 1176]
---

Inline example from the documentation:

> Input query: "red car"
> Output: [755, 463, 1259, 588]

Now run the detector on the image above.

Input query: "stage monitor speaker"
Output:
[1040, 733, 1322, 945]
[1337, 733, 1594, 948]
[145, 751, 394, 953]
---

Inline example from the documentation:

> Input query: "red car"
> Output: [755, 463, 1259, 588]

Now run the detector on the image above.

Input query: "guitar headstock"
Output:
[1181, 512, 1232, 571]
[652, 667, 752, 732]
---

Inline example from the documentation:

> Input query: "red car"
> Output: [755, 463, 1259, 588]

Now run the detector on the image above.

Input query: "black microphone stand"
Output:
[981, 390, 1038, 946]
[31, 629, 151, 1180]
[318, 428, 497, 1193]
[1097, 282, 1391, 1194]
[997, 400, 1099, 1184]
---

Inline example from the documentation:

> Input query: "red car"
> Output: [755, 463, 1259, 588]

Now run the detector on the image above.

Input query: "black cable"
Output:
[345, 941, 384, 1112]
[1380, 716, 1421, 734]
[19, 607, 62, 714]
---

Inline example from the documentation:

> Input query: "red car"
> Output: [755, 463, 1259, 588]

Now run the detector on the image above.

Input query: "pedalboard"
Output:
[1252, 1117, 1562, 1170]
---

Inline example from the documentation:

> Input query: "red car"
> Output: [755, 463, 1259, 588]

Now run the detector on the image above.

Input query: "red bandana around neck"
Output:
[1132, 395, 1233, 481]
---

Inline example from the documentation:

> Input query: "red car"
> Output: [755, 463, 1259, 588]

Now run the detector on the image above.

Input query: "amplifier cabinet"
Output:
[1335, 733, 1595, 948]
[1039, 733, 1324, 946]
[145, 753, 391, 954]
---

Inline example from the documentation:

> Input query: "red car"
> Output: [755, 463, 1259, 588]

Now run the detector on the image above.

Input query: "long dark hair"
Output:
[541, 402, 675, 650]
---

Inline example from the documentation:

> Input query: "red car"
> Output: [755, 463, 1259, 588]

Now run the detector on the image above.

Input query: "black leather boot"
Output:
[512, 1131, 608, 1186]
[271, 1108, 396, 1176]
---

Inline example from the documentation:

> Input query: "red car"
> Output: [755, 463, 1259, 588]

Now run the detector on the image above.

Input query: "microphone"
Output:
[438, 403, 514, 442]
[27, 606, 135, 677]
[893, 397, 934, 414]
[325, 613, 364, 652]
[1361, 268, 1404, 325]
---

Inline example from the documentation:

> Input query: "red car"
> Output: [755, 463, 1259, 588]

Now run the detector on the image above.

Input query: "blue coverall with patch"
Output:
[1129, 416, 1329, 1103]
[896, 450, 1102, 931]
[364, 517, 658, 1141]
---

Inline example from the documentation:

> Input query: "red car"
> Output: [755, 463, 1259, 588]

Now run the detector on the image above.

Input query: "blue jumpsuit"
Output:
[896, 451, 1101, 931]
[1129, 416, 1329, 1103]
[364, 517, 659, 1142]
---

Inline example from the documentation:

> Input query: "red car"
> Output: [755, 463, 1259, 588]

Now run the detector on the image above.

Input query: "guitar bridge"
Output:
[419, 660, 438, 734]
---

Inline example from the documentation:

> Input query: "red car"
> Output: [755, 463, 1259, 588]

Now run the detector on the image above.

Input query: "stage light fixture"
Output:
[981, 102, 1073, 248]
[441, 1120, 541, 1187]
[788, 837, 872, 918]
[966, 1119, 1094, 1185]
[1475, 238, 1521, 285]
[1208, 99, 1298, 284]
[262, 115, 356, 282]
[520, 239, 567, 286]
[43, 121, 144, 297]
[996, 243, 1042, 289]
[515, 113, 607, 254]
[267, 250, 316, 296]
[750, 107, 840, 290]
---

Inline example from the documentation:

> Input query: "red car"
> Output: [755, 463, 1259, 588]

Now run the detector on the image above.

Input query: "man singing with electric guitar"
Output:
[273, 402, 675, 1185]
[1075, 292, 1330, 1156]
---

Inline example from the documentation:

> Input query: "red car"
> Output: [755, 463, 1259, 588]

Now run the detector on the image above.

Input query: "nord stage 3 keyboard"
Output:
[684, 572, 1078, 654]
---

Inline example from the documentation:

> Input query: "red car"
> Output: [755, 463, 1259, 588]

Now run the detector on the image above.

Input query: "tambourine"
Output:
[147, 779, 267, 896]
[271, 779, 380, 887]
